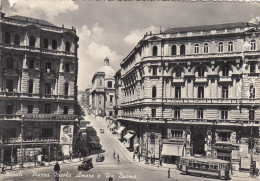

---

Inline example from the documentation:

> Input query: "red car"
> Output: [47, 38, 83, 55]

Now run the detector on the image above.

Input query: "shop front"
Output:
[161, 143, 184, 164]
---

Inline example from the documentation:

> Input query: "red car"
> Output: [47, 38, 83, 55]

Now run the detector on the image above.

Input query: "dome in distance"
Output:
[98, 58, 115, 78]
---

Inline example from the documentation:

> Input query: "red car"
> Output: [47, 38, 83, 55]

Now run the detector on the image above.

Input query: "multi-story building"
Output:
[114, 70, 123, 118]
[117, 19, 260, 166]
[90, 58, 115, 117]
[0, 12, 79, 165]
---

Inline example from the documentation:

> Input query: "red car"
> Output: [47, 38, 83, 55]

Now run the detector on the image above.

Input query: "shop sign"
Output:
[241, 157, 251, 170]
[214, 144, 239, 151]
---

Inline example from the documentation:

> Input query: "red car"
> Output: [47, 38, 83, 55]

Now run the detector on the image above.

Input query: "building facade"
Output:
[117, 20, 260, 167]
[90, 58, 115, 117]
[0, 12, 79, 165]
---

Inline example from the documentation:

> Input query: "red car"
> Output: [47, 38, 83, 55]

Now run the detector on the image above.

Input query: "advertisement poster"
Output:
[60, 125, 74, 145]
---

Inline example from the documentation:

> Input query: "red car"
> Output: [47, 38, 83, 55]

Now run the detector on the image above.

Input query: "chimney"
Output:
[104, 57, 109, 66]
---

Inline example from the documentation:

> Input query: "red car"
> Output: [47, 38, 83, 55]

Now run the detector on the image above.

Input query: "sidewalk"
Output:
[102, 116, 250, 179]
[2, 158, 82, 172]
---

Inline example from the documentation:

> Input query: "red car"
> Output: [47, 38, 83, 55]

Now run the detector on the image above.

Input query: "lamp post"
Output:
[0, 139, 4, 173]
[20, 114, 25, 168]
[145, 116, 149, 164]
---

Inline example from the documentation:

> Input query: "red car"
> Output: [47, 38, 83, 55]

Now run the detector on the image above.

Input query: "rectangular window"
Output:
[222, 67, 229, 76]
[197, 108, 203, 119]
[45, 103, 51, 114]
[45, 83, 51, 95]
[110, 95, 113, 103]
[198, 86, 204, 98]
[249, 109, 255, 120]
[6, 103, 13, 114]
[6, 79, 13, 92]
[250, 62, 256, 73]
[175, 87, 181, 98]
[65, 63, 70, 72]
[222, 86, 228, 99]
[28, 59, 34, 69]
[152, 108, 156, 117]
[174, 108, 180, 118]
[108, 81, 112, 88]
[28, 81, 33, 94]
[41, 128, 53, 138]
[218, 132, 230, 142]
[152, 67, 157, 76]
[63, 106, 69, 115]
[27, 105, 33, 114]
[221, 109, 228, 120]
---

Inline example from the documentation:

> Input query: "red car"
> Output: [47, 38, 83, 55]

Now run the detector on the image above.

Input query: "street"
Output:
[0, 114, 254, 181]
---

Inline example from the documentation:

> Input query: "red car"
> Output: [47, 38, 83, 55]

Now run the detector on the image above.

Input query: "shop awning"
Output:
[110, 123, 116, 129]
[124, 133, 134, 140]
[117, 126, 125, 134]
[79, 127, 86, 133]
[161, 144, 184, 156]
[134, 144, 139, 147]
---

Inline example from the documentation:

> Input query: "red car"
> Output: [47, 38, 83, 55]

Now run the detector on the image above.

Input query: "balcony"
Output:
[3, 138, 59, 145]
[23, 114, 77, 121]
[42, 72, 56, 79]
[219, 76, 232, 83]
[3, 69, 19, 76]
[195, 77, 207, 83]
[0, 43, 76, 57]
[0, 114, 21, 120]
[172, 77, 184, 83]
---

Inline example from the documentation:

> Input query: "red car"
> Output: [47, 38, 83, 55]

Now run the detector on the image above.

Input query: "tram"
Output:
[179, 156, 230, 180]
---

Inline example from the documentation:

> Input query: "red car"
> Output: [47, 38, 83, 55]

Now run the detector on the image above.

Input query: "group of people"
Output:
[250, 167, 259, 178]
[113, 151, 120, 162]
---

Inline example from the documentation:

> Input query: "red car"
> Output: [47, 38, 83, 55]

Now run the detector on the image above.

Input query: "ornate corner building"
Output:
[116, 20, 260, 165]
[0, 12, 79, 164]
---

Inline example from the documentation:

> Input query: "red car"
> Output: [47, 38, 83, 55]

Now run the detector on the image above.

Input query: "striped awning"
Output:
[117, 126, 125, 134]
[161, 144, 183, 156]
[124, 133, 134, 140]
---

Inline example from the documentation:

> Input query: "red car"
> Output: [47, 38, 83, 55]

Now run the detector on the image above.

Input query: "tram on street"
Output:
[179, 156, 231, 180]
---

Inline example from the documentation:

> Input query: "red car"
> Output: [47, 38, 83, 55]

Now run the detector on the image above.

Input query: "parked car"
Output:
[100, 129, 104, 133]
[96, 154, 105, 162]
[78, 158, 93, 170]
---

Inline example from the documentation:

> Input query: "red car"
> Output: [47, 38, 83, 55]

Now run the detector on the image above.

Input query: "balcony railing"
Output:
[195, 77, 207, 83]
[219, 76, 232, 83]
[118, 116, 260, 125]
[0, 43, 76, 57]
[172, 77, 184, 83]
[23, 114, 77, 120]
[121, 98, 259, 106]
[3, 138, 59, 144]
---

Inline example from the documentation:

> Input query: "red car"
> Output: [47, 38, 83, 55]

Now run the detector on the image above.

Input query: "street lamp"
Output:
[20, 114, 25, 168]
[145, 116, 149, 164]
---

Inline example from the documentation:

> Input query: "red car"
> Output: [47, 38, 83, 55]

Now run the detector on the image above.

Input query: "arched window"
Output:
[171, 45, 177, 55]
[249, 85, 255, 98]
[43, 38, 48, 49]
[251, 40, 256, 51]
[152, 46, 158, 56]
[14, 34, 20, 45]
[28, 80, 33, 94]
[194, 44, 199, 54]
[152, 86, 157, 98]
[222, 66, 229, 76]
[52, 39, 57, 50]
[65, 42, 71, 52]
[180, 44, 185, 55]
[4, 32, 10, 44]
[228, 42, 233, 52]
[45, 62, 52, 72]
[64, 83, 69, 96]
[204, 43, 209, 54]
[197, 67, 205, 77]
[29, 35, 36, 47]
[218, 42, 223, 53]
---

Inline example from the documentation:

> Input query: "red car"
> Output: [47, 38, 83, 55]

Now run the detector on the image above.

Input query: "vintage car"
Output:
[78, 158, 93, 170]
[96, 154, 105, 162]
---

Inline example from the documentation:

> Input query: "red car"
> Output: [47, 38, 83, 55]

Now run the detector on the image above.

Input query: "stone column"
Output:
[215, 79, 218, 98]
[208, 78, 212, 98]
[185, 129, 191, 156]
[232, 78, 236, 98]
[191, 78, 194, 98]
[206, 129, 212, 157]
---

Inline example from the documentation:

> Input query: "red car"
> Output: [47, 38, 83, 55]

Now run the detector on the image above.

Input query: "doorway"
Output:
[192, 134, 205, 155]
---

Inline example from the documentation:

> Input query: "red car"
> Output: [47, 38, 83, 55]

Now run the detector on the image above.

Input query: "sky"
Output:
[2, 0, 260, 91]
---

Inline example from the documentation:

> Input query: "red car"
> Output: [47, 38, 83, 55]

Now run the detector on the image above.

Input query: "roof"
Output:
[163, 22, 253, 34]
[180, 156, 230, 164]
[98, 65, 115, 79]
[8, 15, 55, 27]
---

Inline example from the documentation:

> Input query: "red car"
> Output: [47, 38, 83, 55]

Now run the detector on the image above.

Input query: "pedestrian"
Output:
[54, 162, 60, 181]
[138, 153, 141, 162]
[113, 150, 116, 159]
[150, 156, 152, 164]
[133, 153, 135, 161]
[168, 168, 170, 178]
[160, 157, 163, 166]
[256, 168, 259, 178]
[117, 154, 120, 162]
[153, 155, 155, 165]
